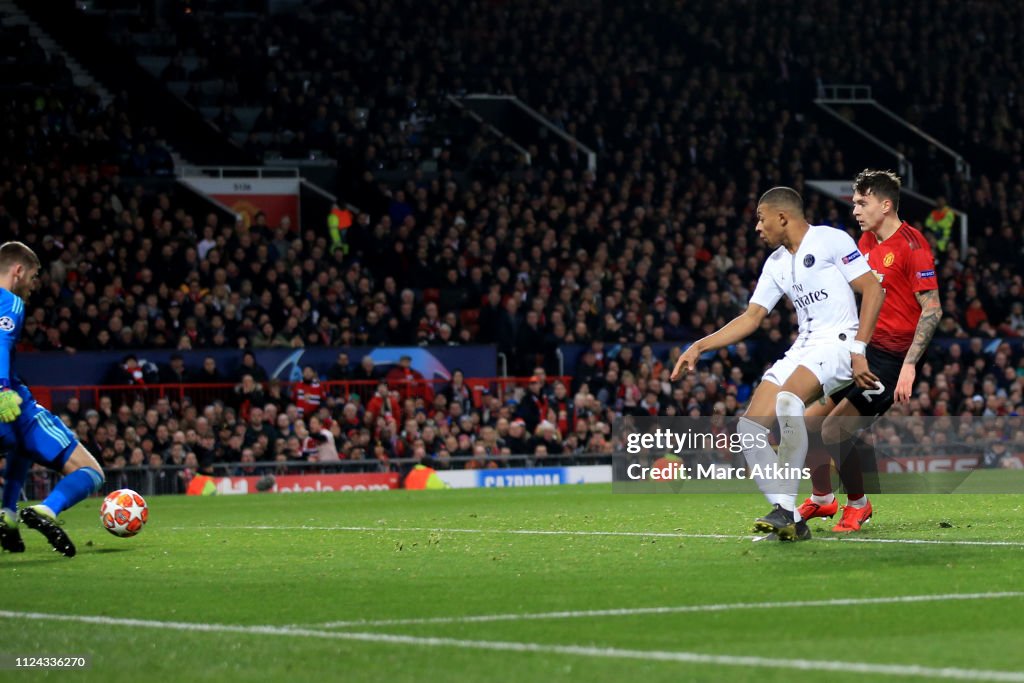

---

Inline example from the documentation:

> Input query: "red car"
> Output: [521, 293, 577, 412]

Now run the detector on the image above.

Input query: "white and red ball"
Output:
[100, 489, 148, 537]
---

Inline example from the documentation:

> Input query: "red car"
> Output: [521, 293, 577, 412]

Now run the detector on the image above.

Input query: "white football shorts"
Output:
[762, 340, 854, 397]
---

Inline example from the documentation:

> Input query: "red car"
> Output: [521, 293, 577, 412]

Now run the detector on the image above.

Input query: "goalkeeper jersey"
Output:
[0, 288, 31, 401]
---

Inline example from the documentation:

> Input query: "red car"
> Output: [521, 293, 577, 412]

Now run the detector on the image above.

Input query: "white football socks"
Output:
[775, 391, 809, 523]
[738, 417, 787, 508]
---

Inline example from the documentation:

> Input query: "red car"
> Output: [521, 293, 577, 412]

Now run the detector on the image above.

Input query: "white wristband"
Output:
[850, 340, 867, 356]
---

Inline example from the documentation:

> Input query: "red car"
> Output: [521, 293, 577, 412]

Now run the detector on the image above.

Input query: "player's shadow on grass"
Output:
[6, 547, 133, 565]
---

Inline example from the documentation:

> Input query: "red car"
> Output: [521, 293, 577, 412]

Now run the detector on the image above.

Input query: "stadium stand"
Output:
[2, 0, 1024, 496]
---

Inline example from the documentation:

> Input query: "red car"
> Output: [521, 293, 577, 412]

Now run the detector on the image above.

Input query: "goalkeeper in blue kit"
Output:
[0, 242, 105, 557]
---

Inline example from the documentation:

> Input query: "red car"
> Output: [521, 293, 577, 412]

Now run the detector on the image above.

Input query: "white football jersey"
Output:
[750, 225, 871, 347]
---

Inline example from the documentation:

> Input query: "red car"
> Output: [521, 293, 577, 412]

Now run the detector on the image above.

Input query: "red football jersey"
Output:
[294, 379, 324, 417]
[858, 222, 938, 355]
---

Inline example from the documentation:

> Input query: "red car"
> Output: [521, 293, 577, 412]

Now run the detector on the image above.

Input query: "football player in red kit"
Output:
[799, 169, 942, 532]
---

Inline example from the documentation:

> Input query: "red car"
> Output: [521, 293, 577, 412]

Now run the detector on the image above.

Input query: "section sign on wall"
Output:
[179, 177, 300, 230]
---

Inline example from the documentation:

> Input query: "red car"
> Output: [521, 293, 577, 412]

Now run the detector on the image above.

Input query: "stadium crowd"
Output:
[1, 87, 175, 176]
[2, 1, 1024, 490]
[11, 327, 1024, 499]
[7, 119, 1024, 362]
[134, 1, 1024, 196]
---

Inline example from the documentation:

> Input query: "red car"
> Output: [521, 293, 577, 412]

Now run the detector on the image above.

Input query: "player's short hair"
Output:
[0, 241, 41, 273]
[757, 187, 804, 217]
[853, 169, 901, 211]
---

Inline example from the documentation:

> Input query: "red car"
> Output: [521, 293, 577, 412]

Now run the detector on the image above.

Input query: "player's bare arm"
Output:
[895, 289, 942, 403]
[670, 304, 767, 381]
[848, 271, 884, 389]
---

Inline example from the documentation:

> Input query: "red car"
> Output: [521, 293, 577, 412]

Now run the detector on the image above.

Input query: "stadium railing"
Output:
[37, 376, 575, 413]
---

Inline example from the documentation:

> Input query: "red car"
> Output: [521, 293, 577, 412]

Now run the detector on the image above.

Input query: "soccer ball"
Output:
[100, 489, 148, 537]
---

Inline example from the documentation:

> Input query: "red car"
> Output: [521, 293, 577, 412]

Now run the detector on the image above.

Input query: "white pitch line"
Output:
[838, 537, 1023, 547]
[0, 610, 1022, 682]
[312, 591, 1024, 629]
[174, 524, 1024, 548]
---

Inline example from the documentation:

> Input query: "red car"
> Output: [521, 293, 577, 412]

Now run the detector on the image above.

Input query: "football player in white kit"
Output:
[670, 187, 884, 540]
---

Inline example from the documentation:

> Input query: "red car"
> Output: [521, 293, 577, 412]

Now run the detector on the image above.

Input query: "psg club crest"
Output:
[803, 255, 815, 268]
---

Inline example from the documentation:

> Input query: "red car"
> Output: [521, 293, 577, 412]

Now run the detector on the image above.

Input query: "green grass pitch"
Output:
[2, 485, 1023, 682]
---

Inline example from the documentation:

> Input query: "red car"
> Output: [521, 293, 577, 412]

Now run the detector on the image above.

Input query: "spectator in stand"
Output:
[965, 299, 989, 332]
[366, 381, 401, 423]
[252, 322, 289, 349]
[304, 416, 339, 466]
[982, 436, 1010, 468]
[336, 401, 363, 437]
[515, 310, 546, 375]
[573, 350, 604, 395]
[548, 381, 575, 432]
[107, 354, 150, 385]
[465, 444, 496, 470]
[192, 434, 217, 476]
[233, 374, 265, 422]
[243, 407, 276, 448]
[149, 453, 183, 494]
[385, 355, 434, 403]
[293, 365, 324, 418]
[1003, 303, 1024, 337]
[264, 378, 289, 413]
[234, 350, 269, 383]
[515, 376, 548, 432]
[325, 352, 352, 381]
[159, 352, 190, 384]
[351, 356, 379, 404]
[194, 357, 223, 383]
[532, 421, 565, 461]
[440, 369, 473, 415]
[529, 366, 557, 401]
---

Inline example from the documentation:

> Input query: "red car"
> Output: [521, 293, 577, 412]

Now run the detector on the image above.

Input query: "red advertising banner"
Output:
[213, 472, 399, 495]
[884, 455, 1024, 472]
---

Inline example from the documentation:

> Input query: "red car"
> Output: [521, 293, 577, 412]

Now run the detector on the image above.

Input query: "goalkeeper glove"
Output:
[0, 390, 22, 422]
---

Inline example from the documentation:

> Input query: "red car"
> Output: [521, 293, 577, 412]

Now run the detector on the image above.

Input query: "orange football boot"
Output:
[832, 500, 873, 533]
[797, 496, 839, 521]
